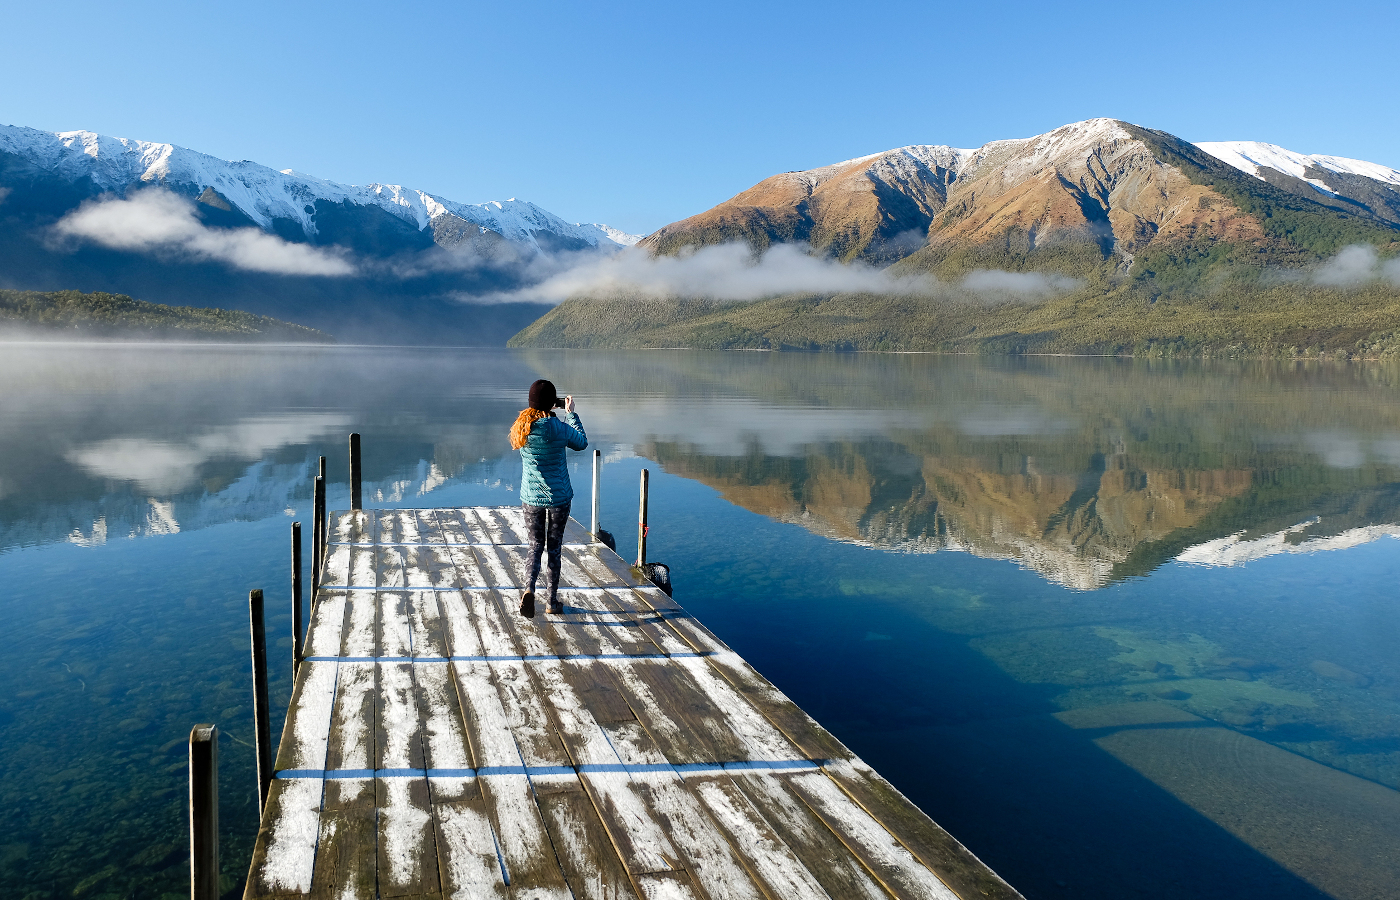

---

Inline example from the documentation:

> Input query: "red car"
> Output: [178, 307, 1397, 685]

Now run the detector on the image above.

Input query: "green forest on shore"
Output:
[0, 289, 330, 342]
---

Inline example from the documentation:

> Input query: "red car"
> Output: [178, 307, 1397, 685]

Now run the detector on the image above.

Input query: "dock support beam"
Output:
[312, 475, 325, 603]
[349, 433, 362, 510]
[591, 449, 601, 537]
[291, 522, 303, 674]
[189, 723, 218, 900]
[249, 589, 272, 812]
[636, 468, 649, 567]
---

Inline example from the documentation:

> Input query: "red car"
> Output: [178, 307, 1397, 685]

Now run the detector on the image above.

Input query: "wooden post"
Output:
[291, 522, 303, 674]
[349, 433, 362, 511]
[189, 723, 218, 900]
[312, 476, 325, 603]
[591, 449, 601, 538]
[249, 589, 272, 813]
[636, 468, 649, 567]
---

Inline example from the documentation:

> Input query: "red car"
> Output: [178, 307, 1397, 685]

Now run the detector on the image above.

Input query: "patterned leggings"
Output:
[522, 502, 570, 602]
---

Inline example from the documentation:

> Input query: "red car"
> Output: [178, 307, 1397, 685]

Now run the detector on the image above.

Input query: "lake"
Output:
[1, 344, 1397, 900]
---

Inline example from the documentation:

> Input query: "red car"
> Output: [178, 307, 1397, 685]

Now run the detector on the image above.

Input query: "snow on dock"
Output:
[244, 506, 1020, 900]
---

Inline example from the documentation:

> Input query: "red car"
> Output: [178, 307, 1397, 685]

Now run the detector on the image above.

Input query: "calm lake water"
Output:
[1, 345, 1398, 900]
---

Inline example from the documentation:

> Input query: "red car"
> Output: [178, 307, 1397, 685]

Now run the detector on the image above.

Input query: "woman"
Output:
[508, 379, 587, 617]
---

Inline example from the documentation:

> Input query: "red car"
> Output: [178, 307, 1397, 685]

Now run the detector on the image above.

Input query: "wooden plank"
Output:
[561, 516, 592, 544]
[730, 773, 888, 900]
[378, 510, 408, 545]
[469, 544, 521, 591]
[439, 589, 487, 659]
[245, 777, 323, 898]
[633, 873, 702, 900]
[446, 547, 491, 591]
[322, 545, 352, 592]
[378, 545, 409, 590]
[534, 779, 641, 900]
[820, 759, 1023, 900]
[434, 795, 508, 899]
[380, 591, 414, 658]
[687, 776, 831, 900]
[527, 658, 679, 877]
[603, 659, 738, 766]
[332, 510, 375, 544]
[481, 506, 526, 544]
[341, 589, 378, 659]
[404, 545, 461, 592]
[272, 660, 337, 772]
[602, 722, 767, 900]
[465, 507, 510, 545]
[785, 770, 958, 900]
[309, 806, 378, 899]
[304, 591, 349, 658]
[480, 773, 572, 900]
[413, 509, 446, 544]
[378, 776, 441, 898]
[376, 653, 438, 898]
[430, 509, 476, 545]
[324, 661, 376, 811]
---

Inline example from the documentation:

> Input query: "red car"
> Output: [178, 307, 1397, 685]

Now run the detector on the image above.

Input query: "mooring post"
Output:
[249, 589, 272, 813]
[291, 522, 303, 674]
[349, 432, 362, 511]
[188, 723, 218, 900]
[636, 468, 649, 567]
[312, 475, 325, 603]
[591, 449, 602, 538]
[317, 455, 327, 563]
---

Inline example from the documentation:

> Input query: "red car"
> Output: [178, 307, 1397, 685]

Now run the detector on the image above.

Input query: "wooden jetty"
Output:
[244, 506, 1020, 900]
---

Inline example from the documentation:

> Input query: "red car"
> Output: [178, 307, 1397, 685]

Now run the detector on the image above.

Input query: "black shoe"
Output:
[519, 591, 535, 619]
[548, 601, 564, 615]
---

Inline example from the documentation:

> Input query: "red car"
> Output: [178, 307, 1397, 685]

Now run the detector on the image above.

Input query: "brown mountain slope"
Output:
[638, 119, 1394, 275]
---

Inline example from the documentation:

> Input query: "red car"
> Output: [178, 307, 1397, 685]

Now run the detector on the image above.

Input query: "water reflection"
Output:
[522, 351, 1400, 589]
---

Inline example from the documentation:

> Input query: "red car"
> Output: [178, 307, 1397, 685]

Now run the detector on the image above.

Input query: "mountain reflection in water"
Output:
[522, 350, 1400, 589]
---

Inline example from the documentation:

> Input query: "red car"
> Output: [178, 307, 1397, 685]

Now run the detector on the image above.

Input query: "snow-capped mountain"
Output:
[640, 118, 1400, 264]
[0, 124, 641, 252]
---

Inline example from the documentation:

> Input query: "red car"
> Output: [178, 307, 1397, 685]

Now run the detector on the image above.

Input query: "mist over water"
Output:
[1, 346, 1398, 899]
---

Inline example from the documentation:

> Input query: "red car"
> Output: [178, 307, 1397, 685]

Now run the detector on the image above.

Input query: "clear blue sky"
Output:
[4, 0, 1395, 235]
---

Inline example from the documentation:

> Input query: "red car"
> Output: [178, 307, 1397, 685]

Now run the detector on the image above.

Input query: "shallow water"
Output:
[0, 345, 1397, 899]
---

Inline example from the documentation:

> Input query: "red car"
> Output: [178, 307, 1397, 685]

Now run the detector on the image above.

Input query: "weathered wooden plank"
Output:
[273, 660, 337, 772]
[469, 544, 521, 591]
[341, 589, 378, 659]
[304, 591, 349, 658]
[602, 722, 766, 900]
[820, 759, 1023, 900]
[480, 773, 572, 900]
[414, 659, 474, 801]
[430, 509, 475, 545]
[688, 776, 831, 900]
[377, 662, 426, 770]
[324, 661, 376, 810]
[378, 776, 441, 898]
[434, 796, 508, 899]
[633, 873, 702, 900]
[534, 778, 641, 900]
[786, 770, 958, 900]
[409, 590, 451, 659]
[404, 545, 461, 592]
[730, 773, 887, 900]
[413, 509, 446, 544]
[377, 510, 409, 545]
[322, 545, 352, 592]
[446, 547, 491, 591]
[439, 589, 487, 659]
[561, 516, 592, 545]
[245, 778, 323, 898]
[380, 591, 414, 658]
[309, 807, 378, 899]
[490, 657, 570, 767]
[527, 658, 679, 877]
[464, 507, 510, 545]
[332, 510, 375, 544]
[481, 506, 527, 545]
[603, 659, 742, 766]
[377, 545, 409, 590]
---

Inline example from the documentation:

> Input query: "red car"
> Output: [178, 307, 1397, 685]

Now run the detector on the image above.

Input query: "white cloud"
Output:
[472, 241, 1081, 305]
[960, 269, 1083, 298]
[53, 188, 355, 276]
[1313, 244, 1381, 287]
[0, 186, 11, 205]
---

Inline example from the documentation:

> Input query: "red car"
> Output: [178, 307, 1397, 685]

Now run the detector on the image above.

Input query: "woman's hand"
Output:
[563, 395, 575, 414]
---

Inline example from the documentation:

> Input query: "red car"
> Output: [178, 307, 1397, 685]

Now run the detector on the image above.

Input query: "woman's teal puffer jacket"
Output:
[519, 412, 588, 506]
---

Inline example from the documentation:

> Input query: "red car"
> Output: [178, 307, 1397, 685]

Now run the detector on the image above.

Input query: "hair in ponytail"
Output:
[509, 408, 550, 450]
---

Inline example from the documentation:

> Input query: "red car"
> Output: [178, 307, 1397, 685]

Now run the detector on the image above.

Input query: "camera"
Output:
[553, 396, 566, 409]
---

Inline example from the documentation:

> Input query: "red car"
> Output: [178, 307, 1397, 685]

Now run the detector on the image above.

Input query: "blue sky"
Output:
[4, 0, 1395, 235]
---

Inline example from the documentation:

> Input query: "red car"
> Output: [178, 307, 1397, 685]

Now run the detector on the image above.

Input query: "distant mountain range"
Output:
[0, 124, 639, 343]
[514, 119, 1400, 356]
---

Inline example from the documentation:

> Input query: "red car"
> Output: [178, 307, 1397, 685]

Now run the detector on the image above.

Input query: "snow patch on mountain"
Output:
[0, 124, 641, 252]
[1195, 140, 1400, 192]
